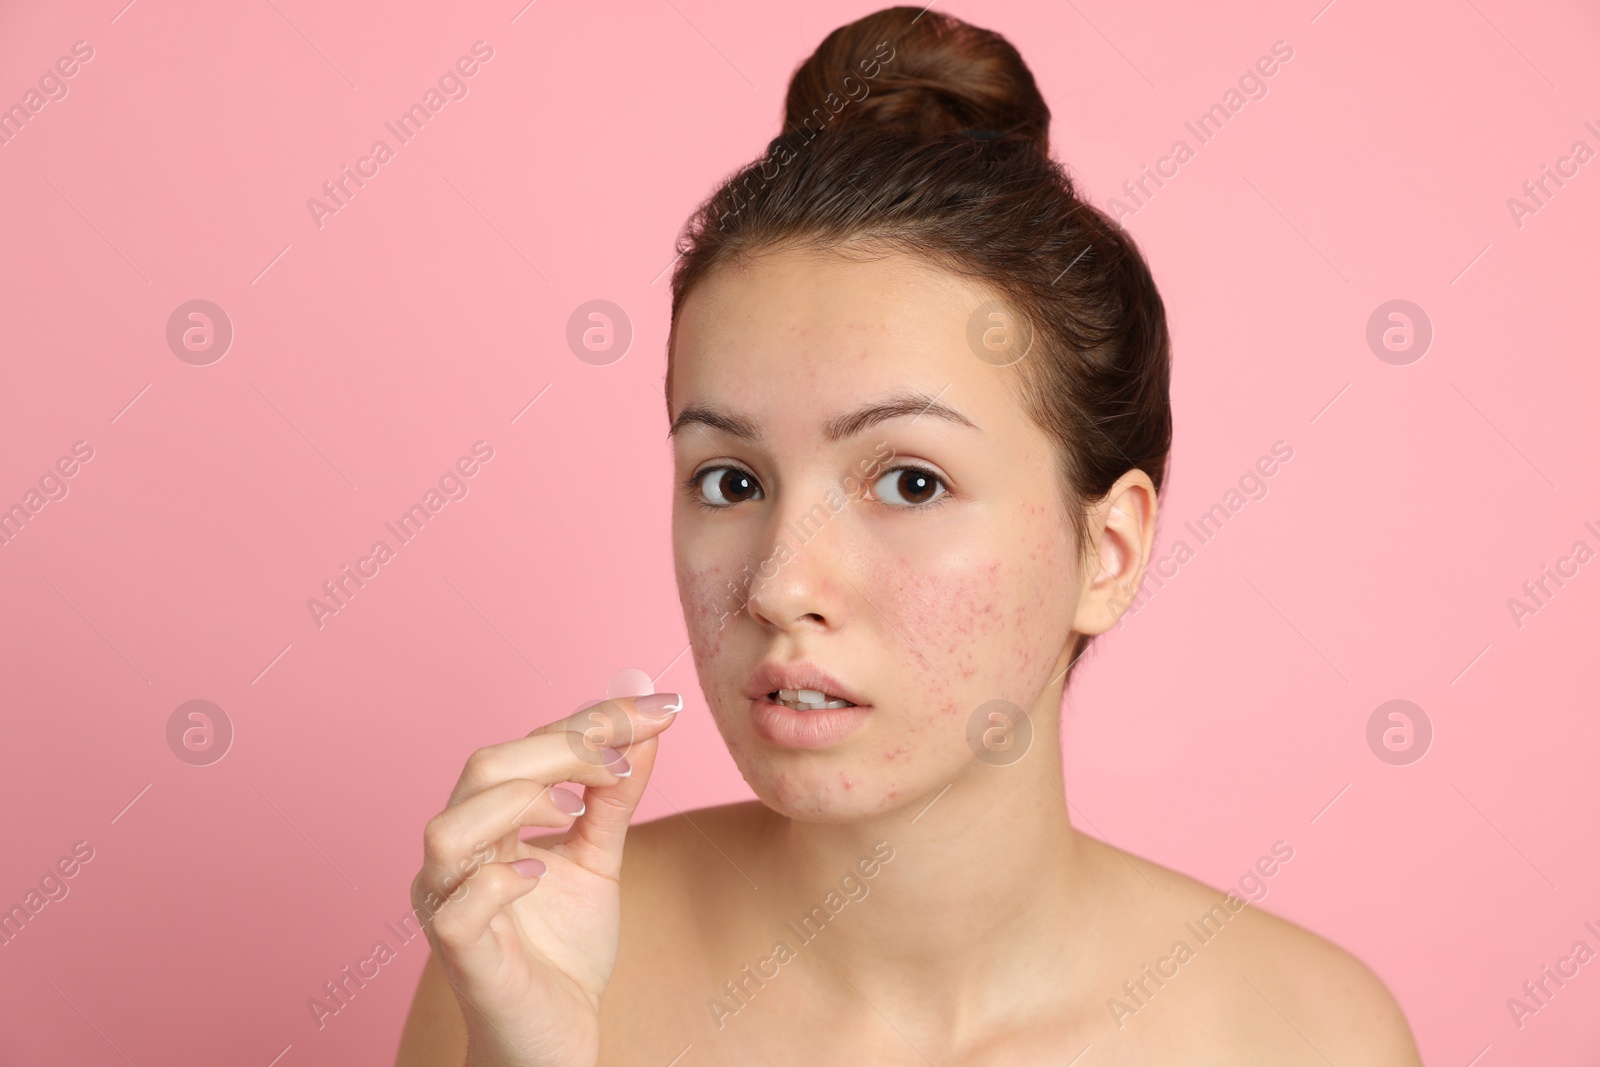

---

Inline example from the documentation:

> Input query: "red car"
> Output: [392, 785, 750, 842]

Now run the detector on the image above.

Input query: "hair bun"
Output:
[783, 6, 1051, 154]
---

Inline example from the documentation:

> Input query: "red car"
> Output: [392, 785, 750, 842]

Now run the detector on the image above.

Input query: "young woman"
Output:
[397, 8, 1423, 1064]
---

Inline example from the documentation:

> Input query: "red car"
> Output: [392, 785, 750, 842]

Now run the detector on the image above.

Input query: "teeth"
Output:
[770, 688, 856, 711]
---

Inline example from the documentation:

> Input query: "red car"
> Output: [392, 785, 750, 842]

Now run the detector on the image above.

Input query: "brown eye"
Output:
[873, 466, 947, 508]
[694, 466, 763, 507]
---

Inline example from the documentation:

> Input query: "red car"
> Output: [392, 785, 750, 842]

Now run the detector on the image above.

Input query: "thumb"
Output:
[562, 723, 667, 880]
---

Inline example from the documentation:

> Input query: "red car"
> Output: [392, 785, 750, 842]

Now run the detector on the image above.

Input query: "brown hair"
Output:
[667, 6, 1172, 672]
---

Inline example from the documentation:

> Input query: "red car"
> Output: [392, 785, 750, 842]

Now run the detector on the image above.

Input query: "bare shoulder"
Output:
[1221, 889, 1421, 1063]
[1080, 834, 1423, 1064]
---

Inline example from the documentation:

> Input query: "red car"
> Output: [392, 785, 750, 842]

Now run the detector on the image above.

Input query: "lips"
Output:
[742, 660, 868, 709]
[749, 693, 871, 748]
[743, 660, 871, 748]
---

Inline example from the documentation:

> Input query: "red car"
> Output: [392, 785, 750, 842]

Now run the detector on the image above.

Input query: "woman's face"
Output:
[669, 245, 1091, 822]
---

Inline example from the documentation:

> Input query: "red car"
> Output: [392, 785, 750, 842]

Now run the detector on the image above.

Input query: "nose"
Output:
[743, 489, 853, 633]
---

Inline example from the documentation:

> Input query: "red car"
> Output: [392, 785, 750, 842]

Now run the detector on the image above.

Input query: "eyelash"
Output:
[683, 464, 952, 512]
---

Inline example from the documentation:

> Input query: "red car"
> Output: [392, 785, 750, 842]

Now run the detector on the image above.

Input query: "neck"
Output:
[750, 718, 1098, 1035]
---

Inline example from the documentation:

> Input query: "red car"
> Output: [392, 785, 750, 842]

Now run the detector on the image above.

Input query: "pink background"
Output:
[2, 0, 1597, 1062]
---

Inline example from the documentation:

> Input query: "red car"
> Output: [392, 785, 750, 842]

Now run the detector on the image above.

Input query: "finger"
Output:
[558, 726, 665, 883]
[421, 777, 594, 898]
[449, 693, 682, 805]
[418, 853, 551, 985]
[528, 692, 682, 758]
[448, 729, 645, 808]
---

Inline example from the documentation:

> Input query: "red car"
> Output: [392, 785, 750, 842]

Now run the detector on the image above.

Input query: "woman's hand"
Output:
[410, 692, 683, 1067]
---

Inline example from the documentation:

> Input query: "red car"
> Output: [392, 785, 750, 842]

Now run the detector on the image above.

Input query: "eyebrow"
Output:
[668, 390, 982, 444]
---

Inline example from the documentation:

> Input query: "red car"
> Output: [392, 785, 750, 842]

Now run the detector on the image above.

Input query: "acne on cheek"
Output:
[677, 561, 736, 659]
[877, 547, 1069, 722]
[877, 556, 1011, 690]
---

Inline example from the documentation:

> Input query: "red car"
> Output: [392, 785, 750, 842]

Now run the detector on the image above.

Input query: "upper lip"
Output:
[743, 661, 868, 706]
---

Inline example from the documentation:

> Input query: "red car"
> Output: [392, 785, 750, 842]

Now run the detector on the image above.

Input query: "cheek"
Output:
[873, 525, 1073, 713]
[676, 558, 736, 661]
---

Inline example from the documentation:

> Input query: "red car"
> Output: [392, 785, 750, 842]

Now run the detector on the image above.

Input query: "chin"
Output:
[745, 770, 904, 823]
[712, 710, 929, 823]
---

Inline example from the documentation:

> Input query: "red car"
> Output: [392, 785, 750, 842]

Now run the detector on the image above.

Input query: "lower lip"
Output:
[749, 696, 872, 749]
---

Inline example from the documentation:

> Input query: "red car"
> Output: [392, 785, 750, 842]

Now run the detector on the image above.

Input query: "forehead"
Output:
[670, 245, 999, 416]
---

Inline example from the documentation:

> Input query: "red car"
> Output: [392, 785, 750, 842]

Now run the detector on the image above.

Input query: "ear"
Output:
[1072, 470, 1157, 636]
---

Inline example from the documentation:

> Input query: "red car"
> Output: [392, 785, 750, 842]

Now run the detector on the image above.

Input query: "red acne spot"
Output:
[840, 772, 855, 791]
[882, 747, 910, 762]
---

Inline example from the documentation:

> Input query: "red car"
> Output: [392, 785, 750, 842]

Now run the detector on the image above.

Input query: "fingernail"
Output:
[598, 746, 632, 776]
[550, 788, 585, 816]
[511, 858, 546, 879]
[635, 692, 683, 717]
